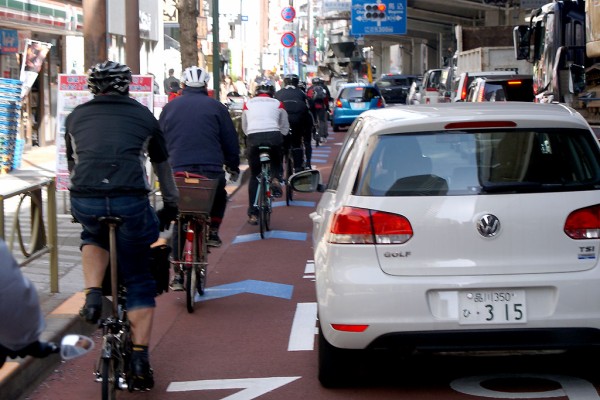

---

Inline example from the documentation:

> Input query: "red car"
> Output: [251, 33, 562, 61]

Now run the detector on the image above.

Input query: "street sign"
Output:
[351, 0, 407, 36]
[281, 6, 296, 22]
[281, 32, 296, 48]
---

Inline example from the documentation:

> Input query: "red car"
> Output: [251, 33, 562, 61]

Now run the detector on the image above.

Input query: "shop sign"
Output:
[0, 29, 18, 54]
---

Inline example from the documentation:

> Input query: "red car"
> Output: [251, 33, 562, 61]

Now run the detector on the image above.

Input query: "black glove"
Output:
[156, 203, 179, 231]
[225, 166, 240, 182]
[13, 341, 58, 358]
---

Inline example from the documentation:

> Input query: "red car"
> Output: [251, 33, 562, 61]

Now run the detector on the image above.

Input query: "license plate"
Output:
[459, 289, 527, 325]
[350, 102, 366, 110]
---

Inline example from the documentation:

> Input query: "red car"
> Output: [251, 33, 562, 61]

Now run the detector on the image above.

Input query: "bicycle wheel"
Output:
[285, 153, 294, 206]
[101, 357, 117, 400]
[183, 227, 196, 313]
[259, 175, 268, 239]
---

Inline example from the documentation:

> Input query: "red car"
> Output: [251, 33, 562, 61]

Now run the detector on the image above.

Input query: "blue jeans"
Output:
[70, 195, 159, 311]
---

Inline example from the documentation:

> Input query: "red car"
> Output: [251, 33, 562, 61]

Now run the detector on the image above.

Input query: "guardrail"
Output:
[0, 177, 58, 293]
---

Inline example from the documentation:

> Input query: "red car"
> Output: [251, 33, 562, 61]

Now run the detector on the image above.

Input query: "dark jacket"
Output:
[274, 86, 312, 131]
[65, 94, 170, 197]
[158, 86, 240, 174]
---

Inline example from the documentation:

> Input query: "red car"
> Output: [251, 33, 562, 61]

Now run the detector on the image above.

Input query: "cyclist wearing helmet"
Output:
[274, 74, 314, 172]
[65, 60, 180, 391]
[242, 79, 289, 225]
[307, 77, 331, 141]
[159, 66, 240, 276]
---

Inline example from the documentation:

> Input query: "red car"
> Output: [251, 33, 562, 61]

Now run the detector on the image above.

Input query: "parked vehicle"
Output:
[330, 83, 384, 132]
[514, 0, 600, 126]
[291, 102, 600, 388]
[374, 73, 420, 104]
[466, 75, 534, 102]
[421, 68, 452, 104]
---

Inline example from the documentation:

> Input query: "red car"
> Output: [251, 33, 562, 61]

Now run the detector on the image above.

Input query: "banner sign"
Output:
[0, 29, 18, 54]
[55, 74, 154, 191]
[19, 39, 52, 98]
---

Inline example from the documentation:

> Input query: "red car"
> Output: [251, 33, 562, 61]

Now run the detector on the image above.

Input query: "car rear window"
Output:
[481, 80, 534, 102]
[340, 87, 379, 101]
[355, 129, 600, 196]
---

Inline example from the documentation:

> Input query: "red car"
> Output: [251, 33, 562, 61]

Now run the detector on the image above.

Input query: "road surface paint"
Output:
[288, 302, 318, 351]
[167, 376, 301, 399]
[198, 279, 293, 301]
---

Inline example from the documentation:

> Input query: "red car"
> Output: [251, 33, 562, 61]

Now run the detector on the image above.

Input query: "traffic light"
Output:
[364, 3, 386, 20]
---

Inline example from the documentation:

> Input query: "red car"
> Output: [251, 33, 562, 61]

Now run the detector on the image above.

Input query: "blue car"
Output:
[331, 83, 385, 132]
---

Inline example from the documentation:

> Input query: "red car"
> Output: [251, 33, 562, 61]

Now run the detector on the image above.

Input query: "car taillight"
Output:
[335, 99, 342, 108]
[426, 87, 438, 92]
[507, 80, 522, 85]
[376, 98, 383, 107]
[564, 204, 600, 239]
[331, 324, 369, 332]
[327, 206, 413, 244]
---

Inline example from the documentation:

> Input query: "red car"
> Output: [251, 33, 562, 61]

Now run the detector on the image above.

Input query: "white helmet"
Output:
[182, 66, 210, 88]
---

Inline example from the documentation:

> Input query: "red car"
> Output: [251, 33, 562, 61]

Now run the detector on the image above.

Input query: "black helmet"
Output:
[87, 61, 132, 95]
[283, 74, 299, 88]
[255, 79, 275, 97]
[312, 77, 322, 85]
[298, 81, 307, 92]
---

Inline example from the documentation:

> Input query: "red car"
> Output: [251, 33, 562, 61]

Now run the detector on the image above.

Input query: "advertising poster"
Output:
[19, 39, 52, 98]
[55, 74, 154, 191]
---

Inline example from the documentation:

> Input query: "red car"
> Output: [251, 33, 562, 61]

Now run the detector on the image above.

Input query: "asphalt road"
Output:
[13, 127, 600, 400]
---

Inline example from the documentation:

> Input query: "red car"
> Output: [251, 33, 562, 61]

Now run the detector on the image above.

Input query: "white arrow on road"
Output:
[167, 376, 301, 399]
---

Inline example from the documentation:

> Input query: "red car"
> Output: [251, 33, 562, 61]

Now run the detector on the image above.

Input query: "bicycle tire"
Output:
[101, 357, 117, 400]
[285, 153, 294, 206]
[259, 175, 268, 239]
[184, 226, 196, 313]
[186, 263, 197, 313]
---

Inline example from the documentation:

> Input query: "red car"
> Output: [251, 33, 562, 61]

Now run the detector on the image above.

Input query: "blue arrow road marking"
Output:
[272, 200, 315, 208]
[197, 279, 294, 301]
[311, 158, 328, 164]
[233, 230, 307, 244]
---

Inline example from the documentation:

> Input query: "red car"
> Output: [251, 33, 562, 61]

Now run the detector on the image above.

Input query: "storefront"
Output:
[0, 1, 83, 149]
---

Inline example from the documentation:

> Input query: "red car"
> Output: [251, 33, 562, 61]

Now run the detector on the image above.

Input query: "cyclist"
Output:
[159, 65, 240, 289]
[306, 77, 331, 141]
[241, 79, 289, 225]
[274, 74, 313, 172]
[65, 60, 180, 391]
[0, 238, 57, 368]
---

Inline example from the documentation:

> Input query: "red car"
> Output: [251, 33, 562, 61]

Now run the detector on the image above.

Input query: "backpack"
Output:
[282, 99, 308, 125]
[310, 85, 326, 103]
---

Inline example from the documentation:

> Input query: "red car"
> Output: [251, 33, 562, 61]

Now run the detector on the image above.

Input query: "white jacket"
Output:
[241, 95, 290, 136]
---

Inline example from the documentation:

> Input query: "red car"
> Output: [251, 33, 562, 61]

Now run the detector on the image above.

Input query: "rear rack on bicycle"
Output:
[174, 172, 219, 214]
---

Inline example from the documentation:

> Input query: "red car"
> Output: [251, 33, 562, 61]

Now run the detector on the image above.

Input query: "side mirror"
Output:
[60, 334, 94, 360]
[289, 169, 324, 193]
[569, 64, 586, 94]
[513, 25, 531, 60]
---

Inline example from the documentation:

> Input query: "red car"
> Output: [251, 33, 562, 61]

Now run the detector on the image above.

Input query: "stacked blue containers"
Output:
[0, 78, 22, 174]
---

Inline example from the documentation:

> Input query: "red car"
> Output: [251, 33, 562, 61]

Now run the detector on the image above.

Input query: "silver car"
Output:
[291, 102, 600, 387]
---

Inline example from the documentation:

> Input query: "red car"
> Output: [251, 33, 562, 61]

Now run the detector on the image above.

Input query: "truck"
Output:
[513, 0, 600, 127]
[455, 46, 533, 77]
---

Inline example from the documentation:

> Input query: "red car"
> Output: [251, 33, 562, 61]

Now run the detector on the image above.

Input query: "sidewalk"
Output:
[0, 145, 248, 400]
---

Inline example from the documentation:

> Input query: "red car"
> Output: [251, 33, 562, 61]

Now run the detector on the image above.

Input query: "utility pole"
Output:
[125, 0, 140, 73]
[82, 0, 107, 69]
[212, 0, 220, 99]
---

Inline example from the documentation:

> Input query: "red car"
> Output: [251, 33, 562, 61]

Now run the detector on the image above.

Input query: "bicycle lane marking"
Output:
[167, 376, 301, 399]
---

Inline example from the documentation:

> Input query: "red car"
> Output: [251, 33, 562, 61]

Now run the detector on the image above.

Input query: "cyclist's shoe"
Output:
[207, 230, 222, 248]
[169, 274, 184, 291]
[271, 178, 283, 198]
[128, 352, 154, 391]
[247, 215, 258, 225]
[79, 287, 102, 324]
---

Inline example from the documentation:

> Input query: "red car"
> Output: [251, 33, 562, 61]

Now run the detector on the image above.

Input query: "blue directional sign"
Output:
[351, 0, 406, 36]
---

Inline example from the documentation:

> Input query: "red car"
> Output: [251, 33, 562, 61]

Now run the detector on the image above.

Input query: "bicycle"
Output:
[93, 216, 133, 399]
[252, 145, 274, 239]
[171, 172, 218, 313]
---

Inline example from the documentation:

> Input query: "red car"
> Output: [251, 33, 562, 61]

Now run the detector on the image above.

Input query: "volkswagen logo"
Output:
[477, 214, 500, 237]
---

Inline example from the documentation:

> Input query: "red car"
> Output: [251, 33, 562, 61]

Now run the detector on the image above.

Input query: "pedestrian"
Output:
[65, 60, 180, 391]
[274, 74, 313, 171]
[158, 66, 240, 290]
[163, 68, 180, 95]
[168, 80, 181, 102]
[241, 79, 289, 225]
[220, 75, 236, 103]
[307, 77, 331, 141]
[0, 238, 57, 368]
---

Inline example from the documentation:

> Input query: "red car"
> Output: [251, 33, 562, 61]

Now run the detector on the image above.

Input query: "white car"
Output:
[291, 102, 600, 387]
